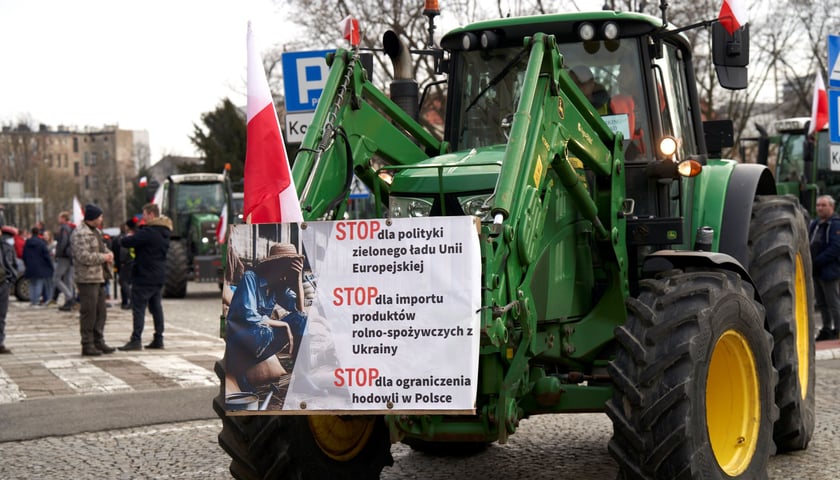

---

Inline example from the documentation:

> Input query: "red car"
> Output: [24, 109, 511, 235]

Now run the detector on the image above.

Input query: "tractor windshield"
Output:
[776, 132, 807, 183]
[176, 183, 225, 214]
[451, 38, 651, 161]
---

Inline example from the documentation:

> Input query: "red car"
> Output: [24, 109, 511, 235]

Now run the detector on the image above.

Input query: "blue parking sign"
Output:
[831, 90, 840, 143]
[281, 50, 334, 113]
[830, 35, 840, 89]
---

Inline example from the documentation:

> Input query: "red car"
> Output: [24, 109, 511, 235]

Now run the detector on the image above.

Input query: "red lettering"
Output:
[334, 220, 381, 240]
[333, 368, 380, 387]
[332, 286, 379, 306]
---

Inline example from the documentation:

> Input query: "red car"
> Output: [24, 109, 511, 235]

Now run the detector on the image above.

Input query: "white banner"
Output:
[224, 217, 481, 414]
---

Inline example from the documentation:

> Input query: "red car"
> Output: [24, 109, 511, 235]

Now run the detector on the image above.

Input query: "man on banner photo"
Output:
[243, 22, 303, 225]
[224, 242, 308, 404]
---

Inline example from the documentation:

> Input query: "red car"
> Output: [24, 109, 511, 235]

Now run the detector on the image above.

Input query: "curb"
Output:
[816, 339, 840, 361]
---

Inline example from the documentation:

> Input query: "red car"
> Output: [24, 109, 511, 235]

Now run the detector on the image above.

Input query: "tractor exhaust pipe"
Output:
[383, 30, 419, 120]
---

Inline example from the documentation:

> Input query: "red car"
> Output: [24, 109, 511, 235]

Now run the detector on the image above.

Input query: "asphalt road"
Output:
[1, 283, 838, 479]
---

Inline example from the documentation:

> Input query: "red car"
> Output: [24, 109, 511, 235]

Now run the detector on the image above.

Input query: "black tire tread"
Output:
[163, 241, 188, 298]
[748, 195, 816, 452]
[607, 269, 777, 479]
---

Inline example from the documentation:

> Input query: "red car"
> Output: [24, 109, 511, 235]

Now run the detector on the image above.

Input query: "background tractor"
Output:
[153, 170, 233, 297]
[742, 117, 834, 216]
[214, 4, 816, 479]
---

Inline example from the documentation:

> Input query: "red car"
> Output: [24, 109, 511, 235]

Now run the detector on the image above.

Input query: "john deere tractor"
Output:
[156, 171, 232, 297]
[214, 4, 815, 479]
[744, 117, 835, 216]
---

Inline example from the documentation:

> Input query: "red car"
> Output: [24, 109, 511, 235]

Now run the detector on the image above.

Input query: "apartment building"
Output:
[0, 123, 150, 228]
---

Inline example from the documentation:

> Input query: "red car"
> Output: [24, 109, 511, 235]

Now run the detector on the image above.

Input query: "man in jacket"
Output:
[0, 227, 19, 353]
[22, 226, 53, 307]
[810, 195, 840, 340]
[119, 203, 172, 351]
[71, 204, 115, 356]
[54, 211, 76, 311]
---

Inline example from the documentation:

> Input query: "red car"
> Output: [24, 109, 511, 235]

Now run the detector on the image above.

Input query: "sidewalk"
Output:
[0, 299, 224, 404]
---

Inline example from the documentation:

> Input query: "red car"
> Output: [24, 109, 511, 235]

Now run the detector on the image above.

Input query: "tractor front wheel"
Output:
[607, 268, 777, 479]
[163, 241, 188, 298]
[212, 360, 393, 479]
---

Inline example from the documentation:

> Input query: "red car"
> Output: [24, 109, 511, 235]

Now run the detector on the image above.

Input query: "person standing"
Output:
[22, 226, 53, 307]
[113, 218, 136, 310]
[54, 211, 77, 311]
[809, 194, 840, 341]
[71, 204, 115, 356]
[0, 227, 18, 354]
[119, 203, 172, 351]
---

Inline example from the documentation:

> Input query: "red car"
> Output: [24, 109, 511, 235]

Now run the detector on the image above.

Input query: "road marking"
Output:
[43, 359, 134, 394]
[130, 355, 218, 387]
[0, 366, 25, 403]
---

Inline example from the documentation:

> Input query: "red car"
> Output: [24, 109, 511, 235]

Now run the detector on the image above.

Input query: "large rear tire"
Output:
[748, 195, 816, 452]
[163, 241, 188, 298]
[212, 360, 393, 479]
[607, 269, 777, 479]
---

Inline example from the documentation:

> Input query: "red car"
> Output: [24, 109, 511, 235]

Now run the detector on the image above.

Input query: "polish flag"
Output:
[216, 203, 228, 245]
[138, 176, 148, 188]
[72, 196, 84, 226]
[810, 71, 828, 135]
[718, 0, 747, 35]
[341, 15, 361, 47]
[243, 22, 303, 224]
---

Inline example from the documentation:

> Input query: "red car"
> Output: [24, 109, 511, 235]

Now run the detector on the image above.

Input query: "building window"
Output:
[73, 137, 78, 152]
[85, 175, 90, 190]
[74, 162, 79, 176]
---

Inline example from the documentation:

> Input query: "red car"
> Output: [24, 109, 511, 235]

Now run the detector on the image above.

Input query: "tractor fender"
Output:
[641, 249, 761, 303]
[718, 163, 776, 269]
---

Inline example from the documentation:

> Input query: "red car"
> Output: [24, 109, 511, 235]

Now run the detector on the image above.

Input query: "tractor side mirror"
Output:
[712, 23, 749, 90]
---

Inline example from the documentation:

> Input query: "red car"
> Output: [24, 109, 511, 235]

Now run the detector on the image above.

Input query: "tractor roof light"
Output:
[578, 22, 596, 41]
[481, 30, 501, 49]
[462, 32, 479, 50]
[602, 21, 619, 40]
[678, 160, 703, 177]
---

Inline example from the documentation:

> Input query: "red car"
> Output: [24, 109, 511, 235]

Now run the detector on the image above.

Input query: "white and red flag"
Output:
[72, 196, 84, 226]
[243, 21, 303, 224]
[718, 0, 748, 35]
[341, 15, 360, 47]
[810, 71, 829, 135]
[216, 203, 228, 245]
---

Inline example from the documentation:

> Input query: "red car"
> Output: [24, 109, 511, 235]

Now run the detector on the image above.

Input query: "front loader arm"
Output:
[292, 49, 446, 220]
[482, 33, 627, 443]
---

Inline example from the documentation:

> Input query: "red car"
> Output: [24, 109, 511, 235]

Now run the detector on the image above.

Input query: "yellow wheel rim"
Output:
[308, 416, 376, 462]
[706, 329, 760, 476]
[794, 253, 811, 400]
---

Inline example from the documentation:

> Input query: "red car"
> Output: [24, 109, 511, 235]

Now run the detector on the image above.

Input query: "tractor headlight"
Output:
[390, 197, 433, 218]
[459, 194, 493, 222]
[578, 22, 596, 41]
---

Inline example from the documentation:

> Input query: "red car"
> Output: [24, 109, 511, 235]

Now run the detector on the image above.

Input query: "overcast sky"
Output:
[0, 0, 293, 163]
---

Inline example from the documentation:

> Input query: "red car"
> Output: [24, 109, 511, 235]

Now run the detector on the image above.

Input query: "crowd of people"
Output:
[0, 202, 172, 356]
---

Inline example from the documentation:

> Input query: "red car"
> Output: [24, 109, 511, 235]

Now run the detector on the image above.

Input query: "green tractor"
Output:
[214, 5, 815, 479]
[156, 170, 233, 297]
[744, 117, 834, 216]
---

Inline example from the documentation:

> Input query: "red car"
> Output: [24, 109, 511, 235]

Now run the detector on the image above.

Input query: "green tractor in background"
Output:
[743, 116, 834, 216]
[155, 169, 233, 297]
[214, 4, 815, 479]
